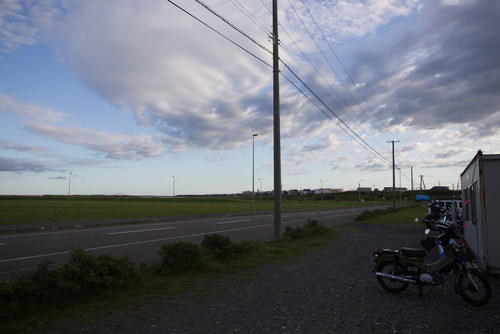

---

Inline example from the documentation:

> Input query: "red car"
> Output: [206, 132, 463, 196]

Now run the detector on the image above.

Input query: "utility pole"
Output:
[419, 175, 426, 193]
[272, 0, 282, 239]
[387, 140, 399, 208]
[411, 166, 414, 205]
[252, 133, 258, 213]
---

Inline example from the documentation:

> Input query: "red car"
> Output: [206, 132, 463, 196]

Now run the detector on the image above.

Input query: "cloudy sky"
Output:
[0, 0, 498, 196]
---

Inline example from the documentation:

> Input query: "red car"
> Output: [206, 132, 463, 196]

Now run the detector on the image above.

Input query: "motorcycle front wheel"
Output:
[457, 269, 491, 306]
[376, 261, 409, 293]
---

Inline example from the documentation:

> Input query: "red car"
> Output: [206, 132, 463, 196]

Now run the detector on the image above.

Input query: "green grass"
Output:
[0, 221, 338, 333]
[0, 196, 387, 225]
[355, 205, 427, 225]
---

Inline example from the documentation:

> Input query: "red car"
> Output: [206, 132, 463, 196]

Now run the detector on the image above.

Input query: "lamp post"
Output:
[252, 133, 258, 213]
[172, 176, 175, 198]
[68, 172, 72, 200]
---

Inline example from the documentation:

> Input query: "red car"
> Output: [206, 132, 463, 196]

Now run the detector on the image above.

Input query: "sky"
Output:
[0, 0, 499, 196]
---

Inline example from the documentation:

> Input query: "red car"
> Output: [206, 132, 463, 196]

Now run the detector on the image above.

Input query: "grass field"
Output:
[0, 196, 391, 225]
[355, 206, 428, 225]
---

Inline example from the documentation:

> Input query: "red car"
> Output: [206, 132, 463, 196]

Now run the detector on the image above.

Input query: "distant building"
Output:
[314, 188, 343, 194]
[431, 186, 450, 191]
[357, 187, 372, 193]
[383, 187, 408, 192]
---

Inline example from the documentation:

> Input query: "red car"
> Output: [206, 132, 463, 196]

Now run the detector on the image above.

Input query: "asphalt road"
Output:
[0, 205, 386, 281]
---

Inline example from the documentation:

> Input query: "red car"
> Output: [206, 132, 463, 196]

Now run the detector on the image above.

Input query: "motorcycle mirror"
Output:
[414, 218, 419, 223]
[425, 228, 430, 235]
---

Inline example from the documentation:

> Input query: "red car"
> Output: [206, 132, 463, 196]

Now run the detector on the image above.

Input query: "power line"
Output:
[229, 0, 271, 36]
[165, 0, 396, 172]
[297, 0, 388, 136]
[281, 60, 391, 165]
[194, 0, 272, 55]
[165, 0, 272, 69]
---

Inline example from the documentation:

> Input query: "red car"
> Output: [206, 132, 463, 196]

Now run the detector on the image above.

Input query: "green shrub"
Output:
[232, 240, 258, 255]
[158, 242, 204, 274]
[283, 219, 329, 240]
[0, 250, 141, 323]
[202, 234, 234, 258]
[355, 207, 401, 221]
[63, 249, 139, 292]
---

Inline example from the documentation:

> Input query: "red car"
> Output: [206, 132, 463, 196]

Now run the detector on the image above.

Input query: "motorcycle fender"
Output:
[373, 253, 395, 271]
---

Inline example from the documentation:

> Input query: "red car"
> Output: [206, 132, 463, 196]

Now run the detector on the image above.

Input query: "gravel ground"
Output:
[36, 222, 500, 334]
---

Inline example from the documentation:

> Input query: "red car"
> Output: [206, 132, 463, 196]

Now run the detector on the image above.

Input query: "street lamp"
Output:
[68, 172, 72, 200]
[172, 176, 175, 198]
[252, 133, 258, 213]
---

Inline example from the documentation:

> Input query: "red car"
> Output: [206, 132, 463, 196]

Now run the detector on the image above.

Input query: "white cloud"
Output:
[1, 0, 499, 188]
[24, 122, 165, 160]
[0, 139, 49, 152]
[1, 93, 165, 160]
[0, 93, 67, 123]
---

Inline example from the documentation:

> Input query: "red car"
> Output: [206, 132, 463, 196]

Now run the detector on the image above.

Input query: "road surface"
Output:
[0, 205, 386, 281]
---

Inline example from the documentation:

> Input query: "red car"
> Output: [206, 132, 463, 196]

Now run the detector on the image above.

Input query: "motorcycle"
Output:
[372, 221, 491, 306]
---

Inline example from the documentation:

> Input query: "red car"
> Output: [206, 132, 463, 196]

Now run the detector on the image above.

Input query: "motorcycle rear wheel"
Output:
[457, 269, 491, 306]
[376, 261, 409, 293]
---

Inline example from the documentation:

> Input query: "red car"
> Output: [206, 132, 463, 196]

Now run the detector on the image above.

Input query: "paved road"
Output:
[0, 205, 386, 281]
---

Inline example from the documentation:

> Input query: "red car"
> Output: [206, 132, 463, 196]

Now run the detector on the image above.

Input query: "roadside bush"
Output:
[63, 249, 140, 292]
[0, 249, 141, 323]
[355, 207, 400, 221]
[158, 242, 204, 274]
[283, 219, 329, 240]
[202, 234, 234, 258]
[232, 240, 258, 255]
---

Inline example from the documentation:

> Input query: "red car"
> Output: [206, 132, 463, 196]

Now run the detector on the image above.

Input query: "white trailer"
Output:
[461, 150, 500, 274]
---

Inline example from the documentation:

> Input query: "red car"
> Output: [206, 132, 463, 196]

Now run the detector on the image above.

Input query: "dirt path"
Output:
[36, 222, 500, 334]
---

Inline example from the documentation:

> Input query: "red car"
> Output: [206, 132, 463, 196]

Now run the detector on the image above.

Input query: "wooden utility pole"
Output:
[411, 166, 414, 205]
[387, 140, 399, 208]
[272, 0, 282, 239]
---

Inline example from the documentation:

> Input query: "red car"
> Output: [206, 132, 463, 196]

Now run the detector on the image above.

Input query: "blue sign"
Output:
[415, 194, 430, 201]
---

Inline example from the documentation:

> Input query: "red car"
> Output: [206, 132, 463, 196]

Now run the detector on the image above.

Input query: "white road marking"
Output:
[217, 219, 250, 225]
[284, 219, 304, 224]
[0, 251, 70, 263]
[108, 226, 176, 235]
[0, 243, 6, 246]
[0, 224, 272, 263]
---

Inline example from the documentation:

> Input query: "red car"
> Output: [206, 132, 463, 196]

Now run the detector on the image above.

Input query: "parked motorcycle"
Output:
[372, 221, 491, 306]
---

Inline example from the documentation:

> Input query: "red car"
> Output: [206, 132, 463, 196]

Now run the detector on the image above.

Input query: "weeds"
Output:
[0, 221, 333, 333]
[283, 219, 329, 240]
[354, 206, 427, 225]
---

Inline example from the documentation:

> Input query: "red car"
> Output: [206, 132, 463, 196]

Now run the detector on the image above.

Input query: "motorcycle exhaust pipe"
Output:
[376, 272, 416, 283]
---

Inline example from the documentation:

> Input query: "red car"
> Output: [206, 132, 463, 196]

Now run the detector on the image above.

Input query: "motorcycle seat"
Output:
[400, 247, 426, 258]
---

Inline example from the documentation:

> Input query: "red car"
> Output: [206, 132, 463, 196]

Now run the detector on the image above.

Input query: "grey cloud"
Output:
[0, 156, 52, 173]
[351, 1, 500, 131]
[49, 176, 66, 180]
[147, 93, 274, 152]
[24, 122, 165, 160]
[0, 139, 49, 152]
